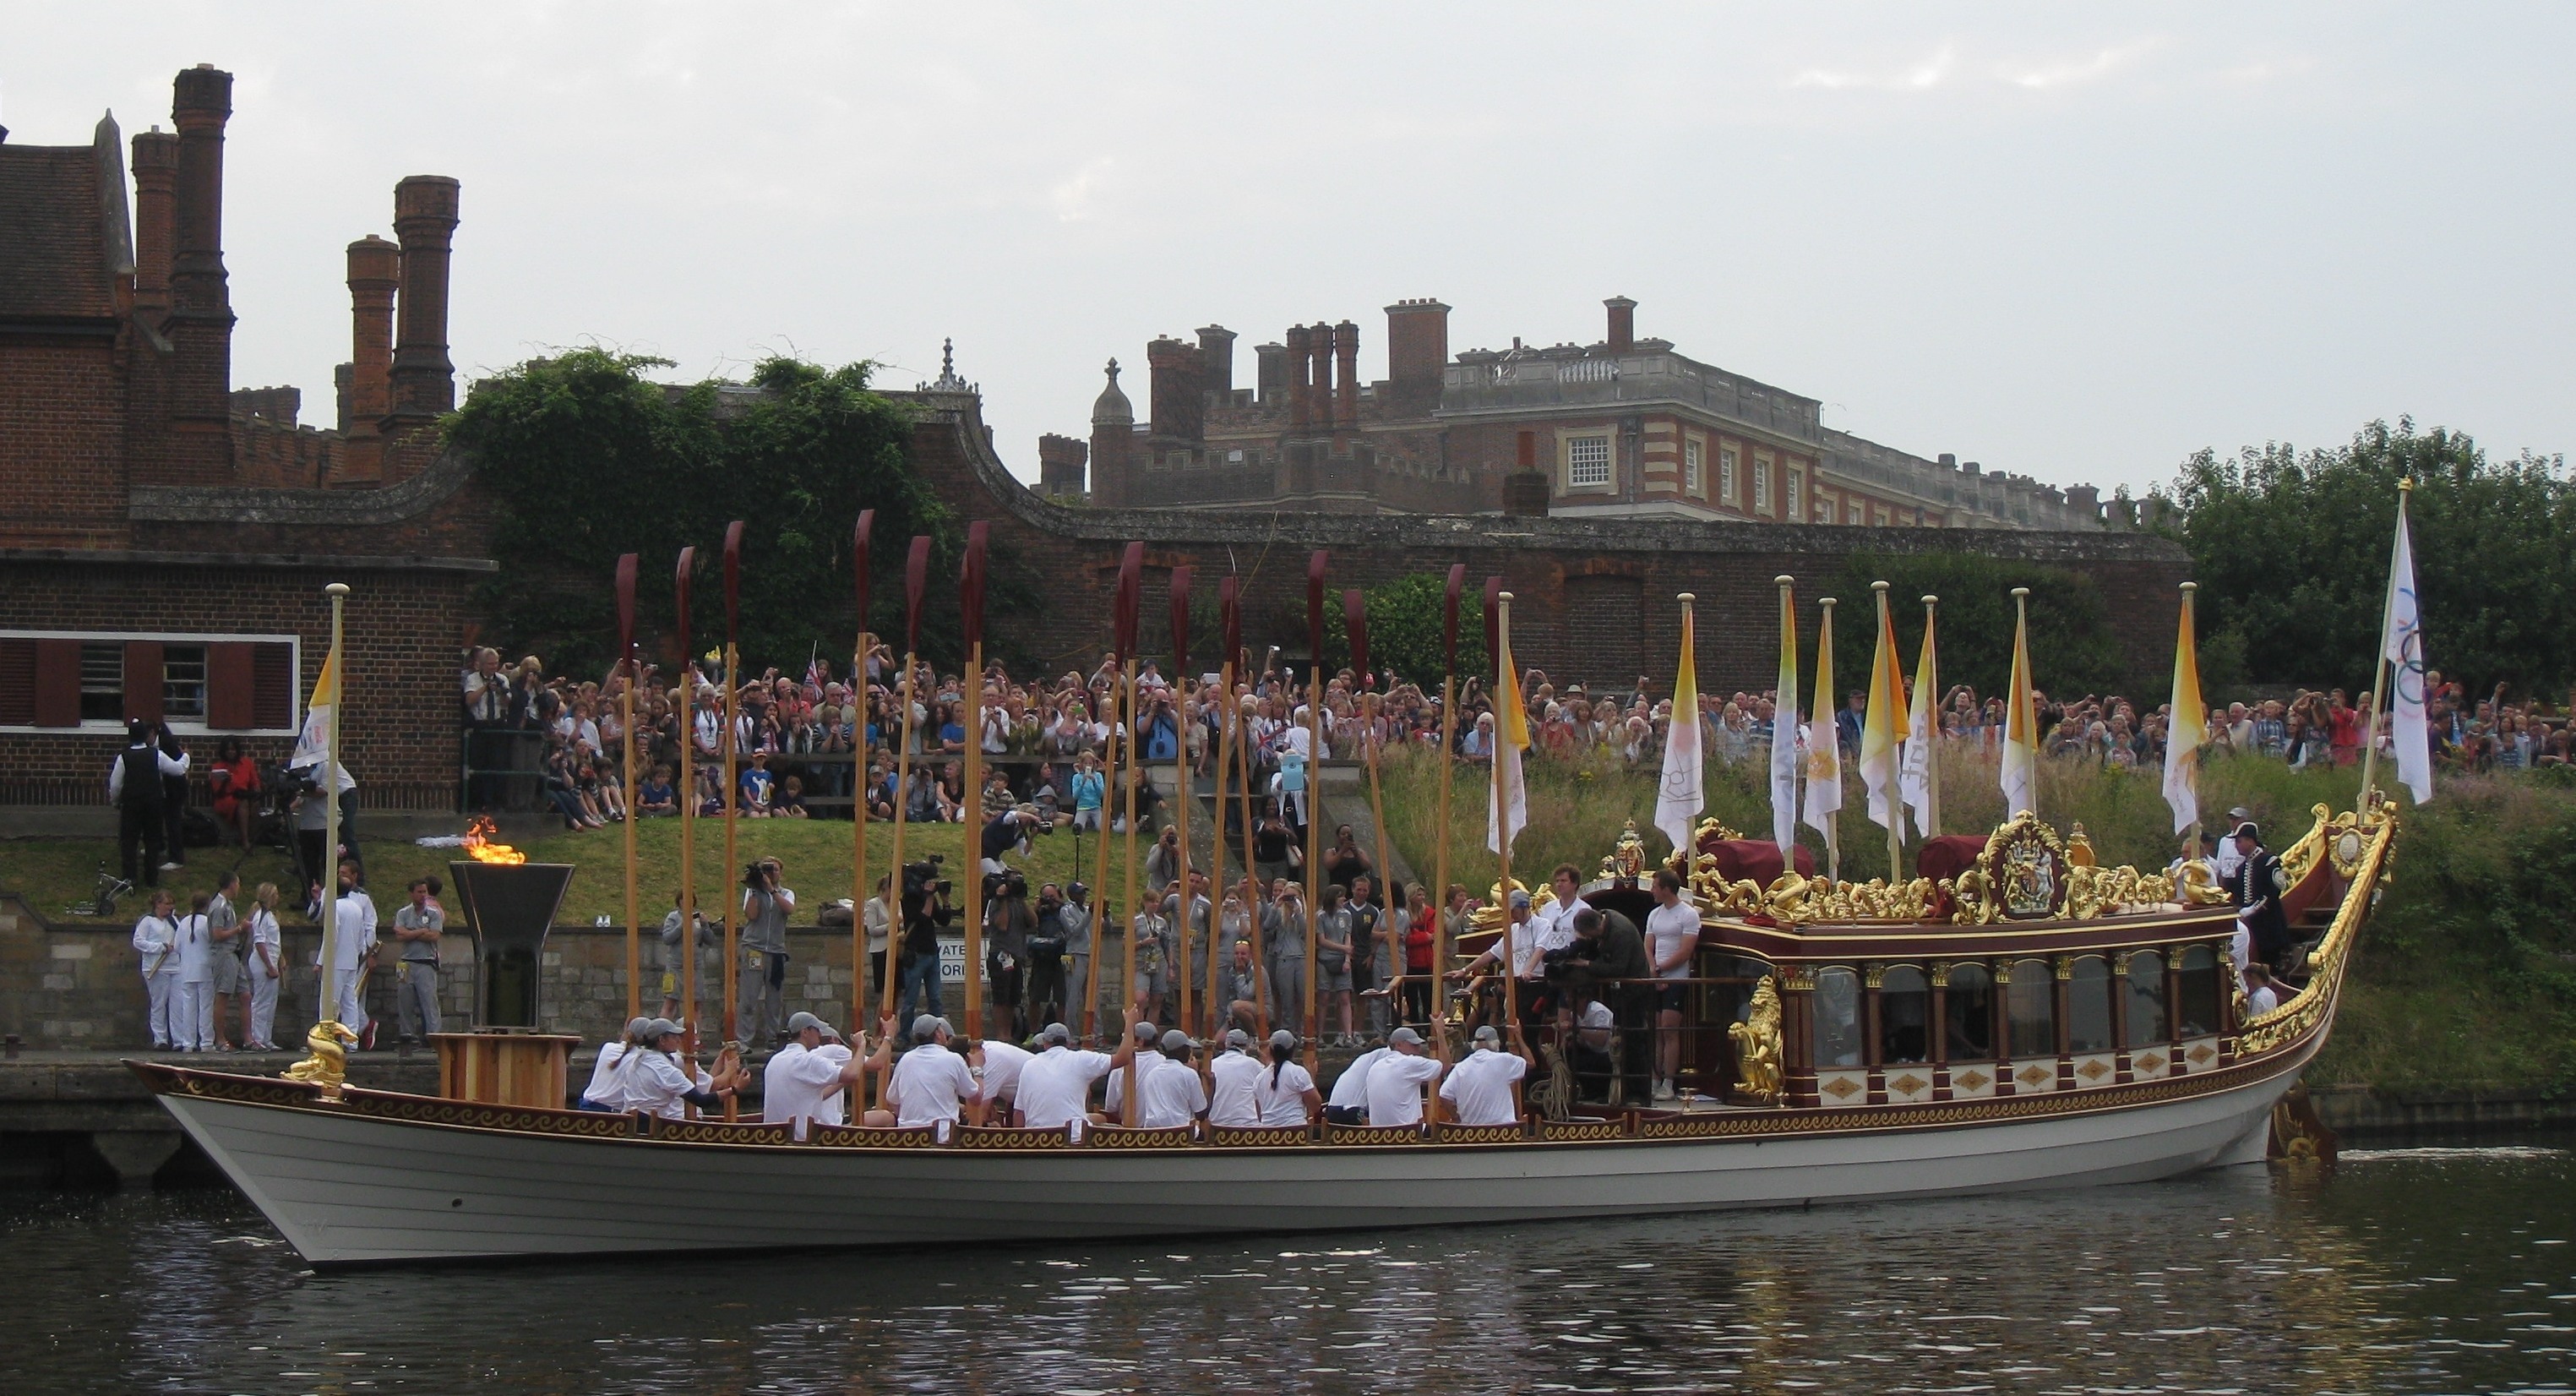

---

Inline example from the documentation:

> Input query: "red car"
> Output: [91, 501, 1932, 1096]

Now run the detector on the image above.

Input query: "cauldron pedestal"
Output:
[429, 1029, 583, 1108]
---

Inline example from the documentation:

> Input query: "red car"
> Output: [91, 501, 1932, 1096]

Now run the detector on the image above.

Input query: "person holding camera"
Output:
[898, 859, 953, 1025]
[738, 857, 796, 1050]
[659, 889, 718, 1022]
[1567, 904, 1653, 1104]
[1026, 883, 1070, 1030]
[1057, 881, 1092, 1028]
[984, 870, 1035, 1042]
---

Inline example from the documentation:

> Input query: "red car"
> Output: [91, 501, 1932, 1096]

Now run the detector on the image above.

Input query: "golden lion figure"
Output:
[283, 1020, 359, 1094]
[1729, 977, 1785, 1104]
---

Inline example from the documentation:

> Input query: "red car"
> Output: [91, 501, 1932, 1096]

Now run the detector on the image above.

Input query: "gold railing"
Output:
[2237, 802, 2397, 1056]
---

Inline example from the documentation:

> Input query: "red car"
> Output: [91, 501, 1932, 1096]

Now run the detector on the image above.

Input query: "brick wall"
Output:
[0, 339, 129, 547]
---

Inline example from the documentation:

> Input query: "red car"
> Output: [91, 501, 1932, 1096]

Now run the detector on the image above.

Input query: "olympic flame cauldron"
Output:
[449, 830, 574, 1028]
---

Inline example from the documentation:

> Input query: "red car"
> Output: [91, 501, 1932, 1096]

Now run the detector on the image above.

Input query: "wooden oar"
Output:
[1303, 551, 1327, 1077]
[885, 537, 929, 1047]
[673, 547, 699, 1060]
[1343, 588, 1397, 1042]
[1168, 566, 1195, 1048]
[849, 511, 874, 1039]
[719, 521, 744, 1074]
[1430, 566, 1464, 1110]
[615, 553, 640, 1024]
[961, 523, 988, 1041]
[1223, 581, 1269, 1039]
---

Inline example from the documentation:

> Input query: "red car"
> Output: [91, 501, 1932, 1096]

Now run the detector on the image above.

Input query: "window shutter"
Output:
[0, 639, 34, 725]
[123, 641, 165, 723]
[251, 643, 296, 731]
[207, 641, 256, 729]
[33, 639, 80, 727]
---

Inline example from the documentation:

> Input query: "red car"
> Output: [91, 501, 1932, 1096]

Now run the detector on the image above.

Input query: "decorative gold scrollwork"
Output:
[1728, 975, 1785, 1105]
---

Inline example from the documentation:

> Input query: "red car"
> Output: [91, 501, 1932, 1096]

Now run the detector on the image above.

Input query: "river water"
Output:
[3, 1146, 2569, 1395]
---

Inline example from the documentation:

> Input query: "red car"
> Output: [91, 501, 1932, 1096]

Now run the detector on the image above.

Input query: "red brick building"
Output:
[0, 66, 487, 812]
[1065, 297, 2102, 531]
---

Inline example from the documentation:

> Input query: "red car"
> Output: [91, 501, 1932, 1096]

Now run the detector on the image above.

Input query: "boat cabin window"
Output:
[2007, 958, 2054, 1059]
[1945, 962, 1995, 1061]
[2174, 945, 2220, 1037]
[2067, 955, 2114, 1054]
[2125, 950, 2170, 1048]
[1878, 966, 1929, 1064]
[1813, 968, 1863, 1068]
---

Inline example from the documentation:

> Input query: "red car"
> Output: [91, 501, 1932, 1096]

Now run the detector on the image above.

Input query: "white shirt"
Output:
[132, 913, 178, 977]
[583, 1041, 631, 1106]
[1364, 1050, 1445, 1126]
[2246, 983, 2279, 1017]
[1440, 1047, 1529, 1126]
[1646, 899, 1700, 979]
[1104, 1050, 1173, 1116]
[244, 908, 282, 979]
[1016, 1046, 1114, 1132]
[1328, 1047, 1390, 1110]
[977, 1040, 1034, 1104]
[172, 913, 213, 984]
[617, 1050, 712, 1119]
[319, 890, 377, 973]
[1138, 1056, 1208, 1128]
[887, 1042, 978, 1130]
[2228, 926, 2252, 974]
[1206, 1050, 1265, 1126]
[2212, 839, 2247, 881]
[1488, 915, 1542, 979]
[863, 897, 891, 956]
[762, 1041, 852, 1139]
[1253, 1059, 1317, 1126]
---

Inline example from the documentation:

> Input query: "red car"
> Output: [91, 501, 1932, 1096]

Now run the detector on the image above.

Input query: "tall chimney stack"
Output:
[1146, 335, 1204, 444]
[389, 174, 462, 423]
[129, 128, 178, 319]
[337, 234, 400, 484]
[1283, 324, 1313, 431]
[1255, 341, 1288, 406]
[1604, 295, 1636, 353]
[1382, 297, 1448, 416]
[164, 65, 235, 484]
[1196, 325, 1237, 401]
[1332, 319, 1359, 431]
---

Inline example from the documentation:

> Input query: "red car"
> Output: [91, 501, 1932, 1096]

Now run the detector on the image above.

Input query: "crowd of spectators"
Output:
[465, 638, 2576, 836]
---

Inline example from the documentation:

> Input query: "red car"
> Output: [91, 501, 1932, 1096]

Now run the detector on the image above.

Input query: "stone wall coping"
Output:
[0, 547, 495, 574]
[127, 447, 481, 530]
[885, 391, 2187, 565]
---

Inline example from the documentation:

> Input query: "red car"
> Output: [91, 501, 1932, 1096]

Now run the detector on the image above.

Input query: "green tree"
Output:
[1323, 571, 1490, 691]
[1822, 553, 2127, 706]
[447, 350, 1005, 678]
[2170, 419, 2575, 695]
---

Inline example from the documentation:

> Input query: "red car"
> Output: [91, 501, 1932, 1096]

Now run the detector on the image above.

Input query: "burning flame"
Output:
[463, 815, 526, 865]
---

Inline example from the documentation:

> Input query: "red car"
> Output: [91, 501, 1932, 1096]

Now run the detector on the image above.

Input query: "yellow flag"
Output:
[2162, 586, 2205, 834]
[2001, 591, 2039, 819]
[290, 649, 338, 770]
[1802, 601, 1841, 835]
[1860, 587, 1905, 834]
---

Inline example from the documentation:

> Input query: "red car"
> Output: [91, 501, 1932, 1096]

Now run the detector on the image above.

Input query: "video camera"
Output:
[1539, 937, 1601, 983]
[903, 854, 950, 898]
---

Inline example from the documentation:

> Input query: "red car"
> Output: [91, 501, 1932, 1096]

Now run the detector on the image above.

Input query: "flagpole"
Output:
[1873, 582, 1902, 886]
[674, 548, 699, 1059]
[1921, 594, 1942, 839]
[1773, 575, 1798, 864]
[1430, 564, 1463, 1062]
[850, 512, 874, 1034]
[1085, 672, 1115, 1042]
[1495, 590, 1522, 1038]
[313, 582, 348, 1056]
[1206, 657, 1232, 1044]
[2357, 479, 2412, 817]
[1302, 552, 1326, 1077]
[1815, 596, 1840, 882]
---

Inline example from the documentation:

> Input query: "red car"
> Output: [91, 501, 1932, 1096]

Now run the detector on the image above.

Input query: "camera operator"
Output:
[738, 857, 796, 1051]
[981, 802, 1043, 877]
[898, 856, 953, 1025]
[1058, 881, 1093, 1031]
[1566, 905, 1652, 1104]
[984, 870, 1036, 1042]
[1027, 882, 1070, 1029]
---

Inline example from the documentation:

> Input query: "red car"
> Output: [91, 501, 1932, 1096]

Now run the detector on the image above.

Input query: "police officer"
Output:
[108, 720, 185, 887]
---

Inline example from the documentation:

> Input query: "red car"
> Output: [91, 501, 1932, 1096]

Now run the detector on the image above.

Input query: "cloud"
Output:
[1996, 39, 2158, 90]
[1788, 42, 1957, 91]
[1050, 157, 1118, 224]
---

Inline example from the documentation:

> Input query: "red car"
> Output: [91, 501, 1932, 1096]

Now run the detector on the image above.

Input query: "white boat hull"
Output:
[155, 1041, 2311, 1267]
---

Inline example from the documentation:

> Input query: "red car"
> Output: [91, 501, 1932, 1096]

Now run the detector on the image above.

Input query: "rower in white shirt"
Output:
[1010, 1022, 1114, 1135]
[1325, 1042, 1391, 1126]
[1205, 1028, 1265, 1127]
[763, 1011, 863, 1140]
[1252, 1029, 1321, 1127]
[1135, 1030, 1209, 1130]
[615, 1018, 746, 1119]
[1438, 1024, 1533, 1126]
[865, 1015, 985, 1139]
[579, 1017, 653, 1110]
[972, 1037, 1035, 1117]
[1363, 1026, 1446, 1128]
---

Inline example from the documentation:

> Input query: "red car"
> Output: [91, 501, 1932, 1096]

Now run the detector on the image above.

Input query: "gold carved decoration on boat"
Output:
[1728, 976, 1784, 1105]
[282, 1019, 358, 1097]
[1601, 819, 1652, 883]
[2240, 804, 2399, 1055]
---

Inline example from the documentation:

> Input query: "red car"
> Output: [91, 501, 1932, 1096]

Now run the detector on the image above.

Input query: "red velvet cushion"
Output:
[1914, 835, 1990, 886]
[1698, 837, 1816, 886]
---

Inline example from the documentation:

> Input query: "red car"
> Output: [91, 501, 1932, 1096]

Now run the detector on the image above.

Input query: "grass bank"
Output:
[1370, 746, 2576, 1098]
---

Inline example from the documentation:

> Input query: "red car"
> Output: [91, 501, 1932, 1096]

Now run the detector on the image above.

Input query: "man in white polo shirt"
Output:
[1136, 1030, 1208, 1129]
[763, 1011, 862, 1140]
[1363, 1026, 1446, 1128]
[1013, 1017, 1139, 1137]
[972, 1034, 1035, 1119]
[1324, 1039, 1390, 1126]
[873, 1015, 983, 1138]
[1205, 1028, 1264, 1127]
[1439, 1024, 1533, 1126]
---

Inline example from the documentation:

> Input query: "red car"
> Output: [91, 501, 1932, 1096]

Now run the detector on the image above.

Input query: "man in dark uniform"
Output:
[2229, 821, 2292, 974]
[108, 720, 183, 887]
[1570, 906, 1654, 1105]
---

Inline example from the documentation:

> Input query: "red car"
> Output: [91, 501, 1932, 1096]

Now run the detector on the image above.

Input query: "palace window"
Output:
[1719, 445, 1740, 504]
[1813, 494, 1834, 524]
[1566, 435, 1612, 488]
[1684, 439, 1704, 498]
[1787, 468, 1805, 522]
[0, 631, 300, 733]
[1752, 454, 1773, 514]
[79, 642, 123, 723]
[1846, 495, 1865, 526]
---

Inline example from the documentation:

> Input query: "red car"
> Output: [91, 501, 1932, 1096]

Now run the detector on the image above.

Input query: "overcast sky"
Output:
[12, 3, 2571, 494]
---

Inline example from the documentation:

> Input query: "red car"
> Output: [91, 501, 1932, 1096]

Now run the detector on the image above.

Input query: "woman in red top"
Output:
[207, 738, 262, 848]
[1399, 883, 1438, 1029]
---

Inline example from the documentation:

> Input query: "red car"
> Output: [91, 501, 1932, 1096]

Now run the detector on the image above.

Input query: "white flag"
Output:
[1769, 583, 1800, 860]
[2381, 504, 2433, 805]
[1653, 604, 1704, 854]
[1486, 622, 1530, 855]
[289, 651, 337, 770]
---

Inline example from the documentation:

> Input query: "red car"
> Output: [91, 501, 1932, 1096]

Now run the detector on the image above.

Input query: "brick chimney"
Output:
[337, 234, 400, 484]
[1308, 322, 1337, 434]
[1604, 296, 1636, 352]
[1332, 319, 1359, 431]
[129, 127, 178, 319]
[1197, 325, 1236, 401]
[164, 64, 235, 484]
[1382, 297, 1448, 416]
[1284, 324, 1313, 431]
[1503, 428, 1550, 516]
[1088, 359, 1135, 506]
[389, 174, 461, 423]
[1146, 335, 1203, 444]
[1037, 433, 1089, 498]
[1255, 341, 1288, 407]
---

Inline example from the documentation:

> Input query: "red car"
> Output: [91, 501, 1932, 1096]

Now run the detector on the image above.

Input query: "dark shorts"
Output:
[1656, 983, 1690, 1014]
[1323, 1104, 1367, 1126]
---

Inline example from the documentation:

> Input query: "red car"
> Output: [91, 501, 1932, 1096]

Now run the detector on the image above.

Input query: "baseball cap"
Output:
[1224, 1028, 1250, 1050]
[785, 1011, 841, 1042]
[1039, 1022, 1071, 1045]
[1160, 1029, 1194, 1054]
[1390, 1027, 1424, 1046]
[645, 1017, 683, 1039]
[1509, 890, 1533, 909]
[1269, 1029, 1297, 1050]
[1131, 1021, 1159, 1043]
[911, 1014, 946, 1042]
[624, 1016, 652, 1040]
[1472, 1024, 1500, 1044]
